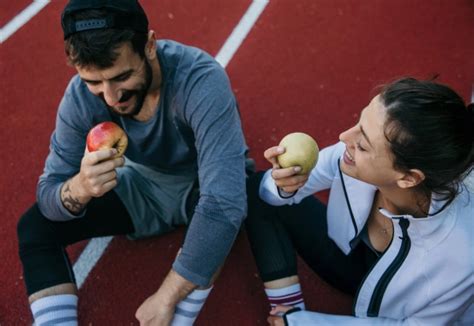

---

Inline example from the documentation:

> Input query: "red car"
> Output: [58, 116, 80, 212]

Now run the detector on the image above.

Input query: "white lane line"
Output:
[73, 236, 114, 289]
[215, 0, 269, 68]
[0, 0, 50, 43]
[72, 0, 268, 289]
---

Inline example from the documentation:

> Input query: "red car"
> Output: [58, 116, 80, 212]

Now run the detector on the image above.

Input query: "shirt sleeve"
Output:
[172, 59, 247, 286]
[36, 78, 93, 220]
[259, 141, 345, 206]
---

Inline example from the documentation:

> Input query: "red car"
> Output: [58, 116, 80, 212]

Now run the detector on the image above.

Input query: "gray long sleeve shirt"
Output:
[37, 40, 248, 286]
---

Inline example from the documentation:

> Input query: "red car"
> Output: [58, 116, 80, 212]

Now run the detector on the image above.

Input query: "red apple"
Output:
[86, 122, 128, 158]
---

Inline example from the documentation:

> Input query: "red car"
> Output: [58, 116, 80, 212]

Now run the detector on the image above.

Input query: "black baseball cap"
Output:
[61, 0, 148, 39]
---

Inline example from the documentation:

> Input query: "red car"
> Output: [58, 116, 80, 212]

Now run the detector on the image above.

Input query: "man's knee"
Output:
[17, 204, 53, 246]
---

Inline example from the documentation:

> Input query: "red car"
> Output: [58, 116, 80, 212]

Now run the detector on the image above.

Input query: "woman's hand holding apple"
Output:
[264, 132, 319, 194]
[264, 146, 309, 194]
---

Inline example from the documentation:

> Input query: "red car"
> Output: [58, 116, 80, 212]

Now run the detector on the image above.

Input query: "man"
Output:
[17, 0, 252, 325]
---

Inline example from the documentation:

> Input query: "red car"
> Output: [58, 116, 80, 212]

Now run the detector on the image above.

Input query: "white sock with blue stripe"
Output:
[31, 294, 78, 326]
[171, 287, 212, 325]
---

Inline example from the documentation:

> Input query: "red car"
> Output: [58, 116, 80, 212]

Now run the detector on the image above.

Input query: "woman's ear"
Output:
[397, 169, 425, 189]
[145, 30, 157, 60]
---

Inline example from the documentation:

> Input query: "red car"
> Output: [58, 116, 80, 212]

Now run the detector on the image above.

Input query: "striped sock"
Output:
[265, 283, 305, 310]
[171, 287, 212, 326]
[30, 294, 78, 326]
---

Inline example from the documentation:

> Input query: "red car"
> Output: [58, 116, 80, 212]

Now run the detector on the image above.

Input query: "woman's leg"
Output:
[246, 172, 307, 309]
[246, 172, 373, 299]
[245, 172, 299, 283]
[277, 197, 371, 295]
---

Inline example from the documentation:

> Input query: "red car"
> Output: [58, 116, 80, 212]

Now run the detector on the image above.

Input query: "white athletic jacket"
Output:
[259, 142, 474, 325]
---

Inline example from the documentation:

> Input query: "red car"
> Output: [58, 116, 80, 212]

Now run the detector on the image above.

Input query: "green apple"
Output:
[277, 132, 319, 174]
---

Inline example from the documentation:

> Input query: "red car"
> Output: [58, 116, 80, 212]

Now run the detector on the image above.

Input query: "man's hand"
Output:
[264, 146, 309, 193]
[136, 269, 196, 326]
[60, 148, 124, 214]
[77, 148, 124, 198]
[267, 305, 295, 326]
[135, 291, 175, 326]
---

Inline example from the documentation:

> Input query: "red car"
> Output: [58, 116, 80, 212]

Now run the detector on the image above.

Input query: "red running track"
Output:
[1, 0, 473, 324]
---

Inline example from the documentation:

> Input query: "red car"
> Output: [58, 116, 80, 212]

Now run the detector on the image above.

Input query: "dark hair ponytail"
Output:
[380, 78, 473, 214]
[467, 102, 474, 134]
[468, 101, 474, 166]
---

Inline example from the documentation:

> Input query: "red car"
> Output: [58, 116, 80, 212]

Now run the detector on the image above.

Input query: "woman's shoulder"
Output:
[318, 141, 345, 166]
[454, 169, 474, 213]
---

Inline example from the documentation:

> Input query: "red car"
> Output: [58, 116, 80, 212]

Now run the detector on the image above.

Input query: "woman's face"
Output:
[339, 95, 404, 188]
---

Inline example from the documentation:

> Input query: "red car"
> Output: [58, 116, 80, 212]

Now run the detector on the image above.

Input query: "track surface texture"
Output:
[1, 0, 473, 324]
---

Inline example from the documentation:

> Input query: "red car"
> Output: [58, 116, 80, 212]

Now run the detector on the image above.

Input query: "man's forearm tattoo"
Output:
[61, 182, 86, 213]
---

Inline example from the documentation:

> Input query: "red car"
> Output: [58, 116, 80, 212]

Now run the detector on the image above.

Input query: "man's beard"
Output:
[102, 60, 153, 118]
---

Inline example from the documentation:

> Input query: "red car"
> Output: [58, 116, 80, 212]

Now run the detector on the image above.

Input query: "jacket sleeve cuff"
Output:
[277, 186, 298, 199]
[259, 170, 297, 206]
[283, 307, 302, 326]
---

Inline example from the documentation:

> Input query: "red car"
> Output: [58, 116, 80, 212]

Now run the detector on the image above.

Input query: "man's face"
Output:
[76, 43, 152, 117]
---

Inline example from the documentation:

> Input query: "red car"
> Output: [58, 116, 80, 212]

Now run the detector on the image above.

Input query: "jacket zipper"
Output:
[366, 217, 411, 317]
[338, 159, 358, 236]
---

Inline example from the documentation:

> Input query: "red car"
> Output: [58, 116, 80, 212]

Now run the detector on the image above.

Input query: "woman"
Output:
[246, 78, 473, 325]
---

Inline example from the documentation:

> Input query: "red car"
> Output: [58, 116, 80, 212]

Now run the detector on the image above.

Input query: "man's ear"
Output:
[145, 30, 157, 60]
[396, 169, 425, 189]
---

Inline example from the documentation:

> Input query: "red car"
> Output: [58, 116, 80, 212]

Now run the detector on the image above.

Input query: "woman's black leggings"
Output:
[17, 191, 135, 295]
[245, 172, 377, 295]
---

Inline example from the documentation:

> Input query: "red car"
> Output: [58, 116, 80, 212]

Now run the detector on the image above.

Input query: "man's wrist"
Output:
[156, 269, 197, 307]
[60, 176, 91, 214]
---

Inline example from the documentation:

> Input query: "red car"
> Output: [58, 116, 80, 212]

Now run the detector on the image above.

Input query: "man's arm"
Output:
[60, 176, 91, 214]
[171, 62, 247, 287]
[37, 76, 117, 219]
[59, 149, 124, 214]
[136, 51, 247, 325]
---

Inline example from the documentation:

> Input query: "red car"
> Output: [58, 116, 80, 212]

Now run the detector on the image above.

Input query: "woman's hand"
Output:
[264, 146, 309, 193]
[267, 305, 295, 326]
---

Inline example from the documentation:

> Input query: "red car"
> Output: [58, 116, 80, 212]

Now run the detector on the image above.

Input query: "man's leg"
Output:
[17, 190, 134, 325]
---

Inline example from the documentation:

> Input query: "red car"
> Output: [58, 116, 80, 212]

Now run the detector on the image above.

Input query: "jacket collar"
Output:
[340, 163, 459, 249]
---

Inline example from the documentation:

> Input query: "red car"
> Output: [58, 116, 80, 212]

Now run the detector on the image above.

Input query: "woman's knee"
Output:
[246, 171, 266, 198]
[245, 171, 280, 236]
